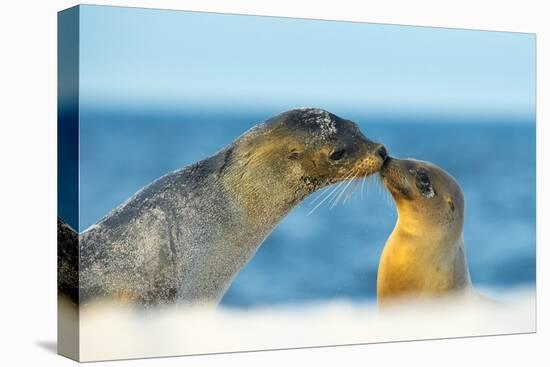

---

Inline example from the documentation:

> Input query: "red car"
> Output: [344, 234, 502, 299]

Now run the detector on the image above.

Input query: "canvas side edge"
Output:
[57, 5, 80, 362]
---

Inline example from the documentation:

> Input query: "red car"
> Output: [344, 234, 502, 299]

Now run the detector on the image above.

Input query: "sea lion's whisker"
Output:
[345, 171, 361, 204]
[348, 173, 359, 203]
[331, 171, 358, 209]
[363, 176, 373, 199]
[374, 175, 393, 208]
[342, 168, 359, 181]
[327, 169, 357, 208]
[308, 186, 331, 206]
[344, 175, 361, 204]
[341, 178, 357, 206]
[322, 170, 358, 209]
[308, 169, 356, 207]
[306, 173, 354, 216]
[343, 184, 354, 204]
[329, 171, 353, 209]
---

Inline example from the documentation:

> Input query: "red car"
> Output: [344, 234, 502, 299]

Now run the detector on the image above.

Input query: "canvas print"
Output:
[57, 5, 536, 362]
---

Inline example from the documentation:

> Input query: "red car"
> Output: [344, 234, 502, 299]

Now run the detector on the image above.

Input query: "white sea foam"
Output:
[68, 286, 536, 362]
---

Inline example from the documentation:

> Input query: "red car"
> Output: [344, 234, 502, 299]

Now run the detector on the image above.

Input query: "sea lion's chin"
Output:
[382, 179, 400, 199]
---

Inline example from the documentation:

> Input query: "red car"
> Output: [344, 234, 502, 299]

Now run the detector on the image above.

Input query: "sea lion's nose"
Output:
[376, 145, 388, 161]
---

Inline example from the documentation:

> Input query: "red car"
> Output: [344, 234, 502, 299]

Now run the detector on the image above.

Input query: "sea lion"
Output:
[377, 157, 472, 307]
[59, 108, 387, 306]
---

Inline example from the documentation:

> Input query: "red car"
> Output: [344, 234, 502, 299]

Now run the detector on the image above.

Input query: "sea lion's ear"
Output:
[447, 197, 455, 212]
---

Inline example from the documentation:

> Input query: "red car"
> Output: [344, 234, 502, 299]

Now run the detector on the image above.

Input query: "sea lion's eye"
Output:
[415, 170, 435, 198]
[417, 173, 430, 185]
[329, 149, 346, 161]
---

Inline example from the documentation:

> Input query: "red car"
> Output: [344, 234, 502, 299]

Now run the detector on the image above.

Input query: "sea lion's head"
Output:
[276, 108, 387, 188]
[224, 108, 387, 220]
[242, 108, 387, 190]
[380, 157, 464, 237]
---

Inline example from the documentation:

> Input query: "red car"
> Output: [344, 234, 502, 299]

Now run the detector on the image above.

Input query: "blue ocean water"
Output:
[79, 109, 536, 307]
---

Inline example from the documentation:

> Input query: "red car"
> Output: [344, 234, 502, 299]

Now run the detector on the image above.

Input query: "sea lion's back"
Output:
[58, 217, 79, 303]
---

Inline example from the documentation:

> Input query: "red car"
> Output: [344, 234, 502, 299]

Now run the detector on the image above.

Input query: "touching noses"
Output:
[376, 145, 388, 161]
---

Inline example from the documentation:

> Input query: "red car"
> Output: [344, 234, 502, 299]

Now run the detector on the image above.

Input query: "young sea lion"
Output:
[59, 108, 387, 306]
[377, 157, 472, 307]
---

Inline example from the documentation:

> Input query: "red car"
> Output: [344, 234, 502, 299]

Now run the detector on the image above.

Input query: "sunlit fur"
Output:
[65, 108, 387, 306]
[223, 119, 384, 225]
[377, 157, 471, 307]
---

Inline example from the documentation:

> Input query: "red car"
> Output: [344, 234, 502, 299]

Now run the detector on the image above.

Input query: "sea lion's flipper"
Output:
[58, 217, 79, 303]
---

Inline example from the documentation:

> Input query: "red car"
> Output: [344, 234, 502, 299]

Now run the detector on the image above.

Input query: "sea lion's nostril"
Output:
[377, 146, 388, 161]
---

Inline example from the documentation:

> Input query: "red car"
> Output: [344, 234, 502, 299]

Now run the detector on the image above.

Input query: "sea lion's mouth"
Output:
[380, 156, 393, 178]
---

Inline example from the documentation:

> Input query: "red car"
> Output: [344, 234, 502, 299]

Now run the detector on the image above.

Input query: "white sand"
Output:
[72, 287, 535, 362]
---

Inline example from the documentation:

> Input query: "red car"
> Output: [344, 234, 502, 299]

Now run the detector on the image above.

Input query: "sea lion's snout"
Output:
[348, 139, 388, 179]
[379, 156, 414, 199]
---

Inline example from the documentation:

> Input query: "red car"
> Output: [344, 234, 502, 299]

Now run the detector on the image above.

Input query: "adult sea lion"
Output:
[59, 108, 387, 306]
[377, 157, 472, 307]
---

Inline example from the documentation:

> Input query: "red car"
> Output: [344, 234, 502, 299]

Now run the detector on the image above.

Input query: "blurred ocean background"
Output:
[78, 108, 535, 307]
[67, 5, 536, 308]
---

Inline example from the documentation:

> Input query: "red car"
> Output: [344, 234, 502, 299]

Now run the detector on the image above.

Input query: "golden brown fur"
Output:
[377, 157, 471, 307]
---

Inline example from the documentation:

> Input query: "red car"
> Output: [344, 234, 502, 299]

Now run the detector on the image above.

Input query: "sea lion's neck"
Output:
[221, 152, 307, 232]
[220, 130, 309, 233]
[159, 130, 311, 304]
[394, 203, 462, 244]
[377, 215, 471, 305]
